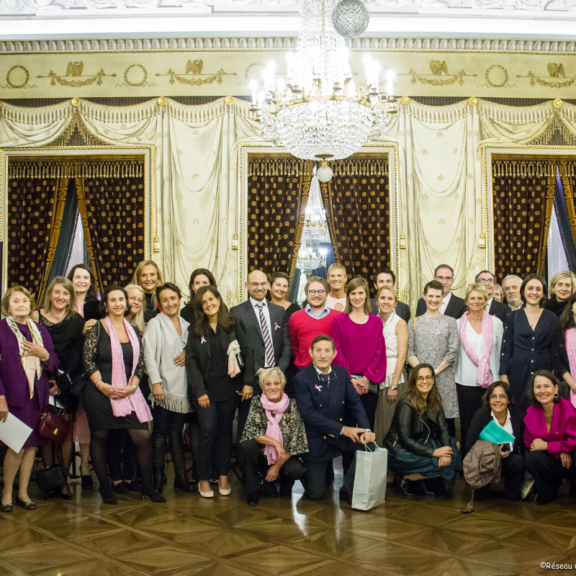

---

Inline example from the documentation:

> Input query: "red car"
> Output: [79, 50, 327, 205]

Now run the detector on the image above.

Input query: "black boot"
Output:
[152, 433, 168, 495]
[170, 428, 194, 493]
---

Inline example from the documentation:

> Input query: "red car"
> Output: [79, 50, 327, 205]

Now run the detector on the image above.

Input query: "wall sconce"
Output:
[153, 236, 160, 253]
[232, 232, 239, 250]
[478, 232, 486, 249]
[399, 232, 406, 249]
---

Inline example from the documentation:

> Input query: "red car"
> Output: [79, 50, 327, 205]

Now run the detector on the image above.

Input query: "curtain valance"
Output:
[8, 157, 145, 179]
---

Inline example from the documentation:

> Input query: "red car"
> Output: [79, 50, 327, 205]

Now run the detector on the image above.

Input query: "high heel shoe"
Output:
[218, 481, 231, 497]
[15, 496, 37, 510]
[141, 487, 166, 503]
[174, 474, 195, 493]
[60, 484, 73, 501]
[98, 488, 117, 505]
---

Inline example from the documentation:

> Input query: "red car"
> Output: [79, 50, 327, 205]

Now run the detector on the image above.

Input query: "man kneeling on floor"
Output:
[294, 334, 375, 504]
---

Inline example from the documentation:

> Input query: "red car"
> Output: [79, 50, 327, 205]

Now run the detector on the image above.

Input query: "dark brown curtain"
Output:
[247, 155, 312, 286]
[320, 155, 390, 294]
[76, 174, 145, 292]
[560, 160, 576, 248]
[492, 157, 556, 281]
[7, 176, 67, 301]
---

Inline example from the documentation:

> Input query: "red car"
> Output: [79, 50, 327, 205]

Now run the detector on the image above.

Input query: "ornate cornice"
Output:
[1, 35, 576, 53]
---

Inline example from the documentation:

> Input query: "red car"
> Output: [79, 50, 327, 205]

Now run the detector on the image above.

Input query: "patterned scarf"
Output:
[105, 317, 152, 422]
[261, 392, 290, 465]
[458, 311, 493, 387]
[564, 328, 576, 409]
[7, 316, 44, 399]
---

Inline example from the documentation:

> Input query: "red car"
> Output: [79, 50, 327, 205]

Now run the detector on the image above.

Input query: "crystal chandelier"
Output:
[249, 0, 397, 164]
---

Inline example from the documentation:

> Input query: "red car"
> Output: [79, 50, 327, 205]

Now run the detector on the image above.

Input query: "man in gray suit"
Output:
[370, 267, 411, 322]
[231, 270, 292, 437]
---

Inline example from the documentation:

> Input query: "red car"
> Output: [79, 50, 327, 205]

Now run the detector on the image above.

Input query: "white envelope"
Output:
[0, 413, 33, 453]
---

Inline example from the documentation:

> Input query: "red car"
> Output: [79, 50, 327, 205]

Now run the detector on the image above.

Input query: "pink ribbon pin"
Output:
[315, 384, 323, 392]
[275, 322, 281, 330]
[436, 329, 441, 335]
[201, 336, 206, 344]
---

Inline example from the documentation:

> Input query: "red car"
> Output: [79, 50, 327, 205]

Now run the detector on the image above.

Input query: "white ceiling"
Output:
[0, 0, 575, 42]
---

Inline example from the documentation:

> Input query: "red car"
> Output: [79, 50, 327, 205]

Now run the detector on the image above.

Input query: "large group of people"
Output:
[2, 259, 576, 513]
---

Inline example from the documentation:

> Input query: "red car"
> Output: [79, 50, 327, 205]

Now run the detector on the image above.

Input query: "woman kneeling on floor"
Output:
[239, 367, 308, 507]
[383, 363, 460, 496]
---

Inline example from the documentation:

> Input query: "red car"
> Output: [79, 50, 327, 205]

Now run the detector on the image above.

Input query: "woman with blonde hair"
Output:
[32, 277, 85, 500]
[132, 260, 163, 323]
[455, 283, 503, 450]
[545, 271, 576, 318]
[0, 287, 58, 512]
[331, 277, 387, 431]
[374, 285, 408, 444]
[124, 284, 146, 334]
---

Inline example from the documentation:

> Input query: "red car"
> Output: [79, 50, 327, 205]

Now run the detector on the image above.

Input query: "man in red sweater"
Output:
[288, 276, 341, 370]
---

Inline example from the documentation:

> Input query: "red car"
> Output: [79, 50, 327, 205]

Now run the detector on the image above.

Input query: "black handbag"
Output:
[69, 371, 89, 398]
[36, 465, 66, 492]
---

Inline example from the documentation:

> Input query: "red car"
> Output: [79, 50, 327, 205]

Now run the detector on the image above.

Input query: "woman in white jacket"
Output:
[143, 282, 193, 494]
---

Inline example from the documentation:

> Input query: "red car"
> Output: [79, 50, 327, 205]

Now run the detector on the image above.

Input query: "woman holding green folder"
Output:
[465, 381, 525, 501]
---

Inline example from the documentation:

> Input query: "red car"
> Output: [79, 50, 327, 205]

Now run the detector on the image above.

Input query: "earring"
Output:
[554, 392, 560, 399]
[105, 307, 109, 314]
[125, 306, 130, 313]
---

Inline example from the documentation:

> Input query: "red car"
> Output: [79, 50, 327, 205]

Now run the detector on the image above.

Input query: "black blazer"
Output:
[294, 364, 370, 462]
[230, 300, 292, 375]
[416, 293, 466, 319]
[488, 299, 510, 324]
[186, 320, 254, 401]
[370, 298, 411, 322]
[464, 405, 525, 456]
[383, 397, 450, 458]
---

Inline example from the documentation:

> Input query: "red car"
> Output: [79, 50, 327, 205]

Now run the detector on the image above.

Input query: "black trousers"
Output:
[457, 384, 486, 446]
[106, 429, 137, 482]
[196, 396, 239, 480]
[525, 449, 576, 504]
[303, 452, 360, 501]
[474, 452, 525, 500]
[238, 439, 305, 493]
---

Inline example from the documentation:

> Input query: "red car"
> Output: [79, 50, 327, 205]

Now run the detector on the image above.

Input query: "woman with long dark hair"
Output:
[186, 285, 254, 498]
[82, 285, 164, 504]
[501, 273, 571, 413]
[180, 268, 218, 325]
[383, 363, 460, 496]
[32, 277, 85, 500]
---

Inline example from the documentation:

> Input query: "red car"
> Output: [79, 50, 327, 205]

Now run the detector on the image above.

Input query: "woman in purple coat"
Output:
[0, 286, 58, 513]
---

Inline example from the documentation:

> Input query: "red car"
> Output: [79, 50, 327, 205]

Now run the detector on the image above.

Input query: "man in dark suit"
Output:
[415, 264, 466, 319]
[475, 270, 510, 323]
[370, 267, 411, 322]
[231, 270, 292, 436]
[294, 334, 375, 504]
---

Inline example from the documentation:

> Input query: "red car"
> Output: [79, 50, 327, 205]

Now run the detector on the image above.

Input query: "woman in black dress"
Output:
[33, 277, 85, 500]
[500, 273, 570, 414]
[83, 285, 164, 504]
[186, 285, 254, 498]
[131, 260, 163, 323]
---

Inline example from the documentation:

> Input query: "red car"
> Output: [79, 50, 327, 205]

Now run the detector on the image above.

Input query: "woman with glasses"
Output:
[384, 363, 459, 497]
[500, 274, 571, 413]
[456, 283, 503, 447]
[465, 381, 525, 501]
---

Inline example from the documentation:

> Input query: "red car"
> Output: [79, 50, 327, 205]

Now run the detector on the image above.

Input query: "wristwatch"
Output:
[390, 385, 397, 391]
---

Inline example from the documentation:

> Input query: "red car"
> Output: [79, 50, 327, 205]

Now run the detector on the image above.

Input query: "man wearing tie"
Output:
[475, 270, 510, 323]
[231, 270, 292, 437]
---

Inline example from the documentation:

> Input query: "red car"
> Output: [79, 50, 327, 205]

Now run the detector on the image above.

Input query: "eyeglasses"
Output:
[417, 375, 434, 382]
[435, 276, 453, 282]
[308, 290, 325, 296]
[477, 278, 495, 285]
[489, 394, 507, 400]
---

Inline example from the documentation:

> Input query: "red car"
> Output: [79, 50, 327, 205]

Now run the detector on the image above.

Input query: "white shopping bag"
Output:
[351, 445, 388, 511]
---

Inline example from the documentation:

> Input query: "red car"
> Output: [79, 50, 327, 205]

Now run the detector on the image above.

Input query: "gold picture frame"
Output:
[236, 142, 401, 302]
[0, 145, 156, 293]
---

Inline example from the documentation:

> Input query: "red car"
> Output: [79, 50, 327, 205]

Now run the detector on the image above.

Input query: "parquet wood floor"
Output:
[1, 463, 576, 576]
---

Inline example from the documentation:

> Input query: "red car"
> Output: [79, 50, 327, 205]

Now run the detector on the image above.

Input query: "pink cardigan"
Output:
[524, 398, 576, 459]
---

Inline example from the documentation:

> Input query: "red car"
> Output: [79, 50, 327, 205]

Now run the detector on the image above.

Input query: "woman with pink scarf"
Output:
[83, 285, 164, 505]
[456, 283, 503, 449]
[239, 367, 308, 507]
